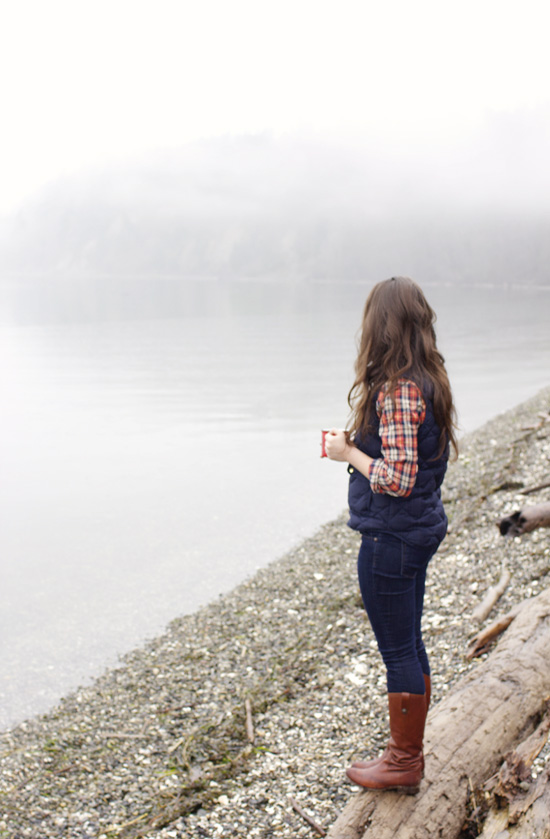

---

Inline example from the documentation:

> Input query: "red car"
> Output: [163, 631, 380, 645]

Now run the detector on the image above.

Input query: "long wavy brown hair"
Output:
[347, 276, 458, 458]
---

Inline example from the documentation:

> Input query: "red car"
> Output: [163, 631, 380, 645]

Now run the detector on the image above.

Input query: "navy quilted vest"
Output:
[347, 388, 448, 548]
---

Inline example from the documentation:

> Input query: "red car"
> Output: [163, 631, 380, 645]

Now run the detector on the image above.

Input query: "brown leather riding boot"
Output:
[346, 691, 426, 794]
[351, 673, 430, 771]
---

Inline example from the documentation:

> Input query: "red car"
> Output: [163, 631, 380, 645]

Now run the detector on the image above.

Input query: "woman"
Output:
[325, 276, 457, 794]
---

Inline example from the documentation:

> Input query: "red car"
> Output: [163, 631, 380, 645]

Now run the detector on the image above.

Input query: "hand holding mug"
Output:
[322, 428, 350, 461]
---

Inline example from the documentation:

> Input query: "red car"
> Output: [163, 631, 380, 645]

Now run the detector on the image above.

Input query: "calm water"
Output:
[0, 279, 549, 728]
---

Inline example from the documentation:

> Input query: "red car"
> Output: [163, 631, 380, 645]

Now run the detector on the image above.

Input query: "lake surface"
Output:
[0, 279, 549, 728]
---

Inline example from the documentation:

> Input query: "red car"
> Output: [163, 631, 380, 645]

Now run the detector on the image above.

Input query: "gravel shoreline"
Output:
[2, 387, 550, 839]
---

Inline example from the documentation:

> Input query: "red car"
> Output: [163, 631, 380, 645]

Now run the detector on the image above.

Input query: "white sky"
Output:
[1, 0, 550, 214]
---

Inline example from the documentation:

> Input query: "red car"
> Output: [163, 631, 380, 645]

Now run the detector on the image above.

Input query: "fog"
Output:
[1, 107, 549, 297]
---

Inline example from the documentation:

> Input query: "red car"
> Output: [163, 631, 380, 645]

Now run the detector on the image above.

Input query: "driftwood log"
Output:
[499, 502, 550, 536]
[478, 767, 550, 838]
[520, 478, 550, 496]
[475, 701, 550, 838]
[326, 586, 550, 839]
[472, 564, 511, 624]
[467, 602, 523, 659]
[507, 770, 550, 839]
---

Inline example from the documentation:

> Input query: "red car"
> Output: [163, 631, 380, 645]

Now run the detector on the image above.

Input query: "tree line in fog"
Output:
[1, 117, 549, 286]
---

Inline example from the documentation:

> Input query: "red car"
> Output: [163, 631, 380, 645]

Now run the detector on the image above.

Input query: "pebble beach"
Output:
[1, 386, 550, 839]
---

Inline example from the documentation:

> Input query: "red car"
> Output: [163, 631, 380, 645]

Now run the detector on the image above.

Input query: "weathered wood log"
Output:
[508, 770, 550, 839]
[520, 478, 550, 496]
[478, 769, 550, 838]
[485, 698, 550, 801]
[467, 602, 524, 659]
[499, 502, 550, 536]
[472, 565, 511, 623]
[473, 699, 550, 837]
[507, 765, 549, 826]
[509, 769, 550, 839]
[289, 796, 327, 837]
[245, 697, 255, 743]
[326, 586, 550, 839]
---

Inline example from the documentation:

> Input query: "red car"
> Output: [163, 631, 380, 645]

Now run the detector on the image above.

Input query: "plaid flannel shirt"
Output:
[367, 379, 426, 497]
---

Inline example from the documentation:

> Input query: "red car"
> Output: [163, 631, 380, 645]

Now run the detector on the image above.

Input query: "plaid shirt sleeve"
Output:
[367, 380, 426, 497]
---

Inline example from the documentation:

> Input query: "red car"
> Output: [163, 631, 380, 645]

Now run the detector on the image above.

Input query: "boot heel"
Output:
[395, 784, 420, 795]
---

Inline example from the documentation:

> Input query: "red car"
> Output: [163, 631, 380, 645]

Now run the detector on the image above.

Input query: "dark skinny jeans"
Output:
[357, 531, 436, 695]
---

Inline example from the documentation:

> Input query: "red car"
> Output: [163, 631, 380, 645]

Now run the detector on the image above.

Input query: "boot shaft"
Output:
[387, 691, 427, 754]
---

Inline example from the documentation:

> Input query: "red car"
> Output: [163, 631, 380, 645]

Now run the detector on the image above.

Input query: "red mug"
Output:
[321, 429, 330, 457]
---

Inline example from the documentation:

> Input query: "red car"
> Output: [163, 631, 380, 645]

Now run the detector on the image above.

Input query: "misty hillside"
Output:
[1, 124, 549, 285]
